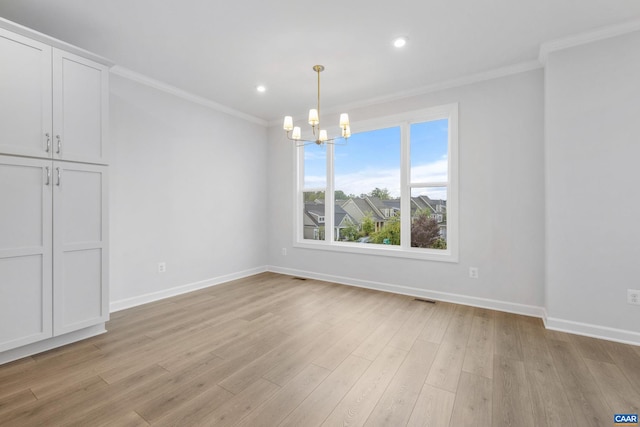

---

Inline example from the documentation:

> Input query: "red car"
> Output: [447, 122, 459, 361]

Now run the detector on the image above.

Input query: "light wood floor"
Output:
[1, 272, 639, 426]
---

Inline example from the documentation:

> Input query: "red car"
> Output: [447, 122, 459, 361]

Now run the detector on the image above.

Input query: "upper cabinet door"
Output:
[0, 29, 52, 158]
[53, 49, 109, 165]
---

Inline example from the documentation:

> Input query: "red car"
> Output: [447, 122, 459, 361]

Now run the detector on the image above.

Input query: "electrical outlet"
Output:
[628, 289, 640, 305]
[469, 267, 479, 279]
[158, 262, 166, 273]
[282, 248, 287, 256]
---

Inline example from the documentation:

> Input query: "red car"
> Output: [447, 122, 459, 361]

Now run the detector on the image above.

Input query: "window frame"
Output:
[293, 103, 459, 262]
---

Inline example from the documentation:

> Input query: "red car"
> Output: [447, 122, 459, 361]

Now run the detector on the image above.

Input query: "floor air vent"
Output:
[413, 298, 436, 304]
[292, 277, 307, 281]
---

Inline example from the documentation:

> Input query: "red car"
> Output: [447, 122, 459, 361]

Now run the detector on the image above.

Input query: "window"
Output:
[296, 103, 458, 262]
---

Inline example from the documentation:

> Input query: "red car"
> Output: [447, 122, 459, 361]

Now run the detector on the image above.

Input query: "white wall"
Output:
[545, 31, 640, 342]
[109, 74, 268, 309]
[267, 70, 546, 315]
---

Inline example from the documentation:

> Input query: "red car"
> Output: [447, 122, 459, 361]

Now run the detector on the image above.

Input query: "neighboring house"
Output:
[304, 201, 356, 241]
[339, 195, 447, 239]
[340, 196, 388, 232]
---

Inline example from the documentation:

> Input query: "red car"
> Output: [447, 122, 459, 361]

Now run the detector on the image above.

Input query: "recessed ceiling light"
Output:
[393, 37, 407, 48]
[256, 85, 266, 93]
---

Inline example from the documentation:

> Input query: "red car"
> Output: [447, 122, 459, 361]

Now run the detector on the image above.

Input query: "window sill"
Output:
[293, 240, 458, 263]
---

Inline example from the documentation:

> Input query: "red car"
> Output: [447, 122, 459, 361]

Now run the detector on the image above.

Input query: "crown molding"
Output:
[268, 60, 541, 127]
[0, 17, 114, 67]
[110, 66, 268, 126]
[539, 19, 640, 65]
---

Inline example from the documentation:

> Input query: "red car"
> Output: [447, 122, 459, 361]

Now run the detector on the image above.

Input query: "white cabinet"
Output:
[0, 22, 110, 362]
[0, 29, 52, 159]
[0, 28, 109, 164]
[0, 157, 53, 352]
[0, 156, 109, 351]
[52, 50, 109, 164]
[0, 156, 109, 352]
[53, 162, 109, 335]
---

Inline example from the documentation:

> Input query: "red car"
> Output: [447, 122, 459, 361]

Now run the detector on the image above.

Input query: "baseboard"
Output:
[109, 266, 268, 313]
[267, 265, 546, 319]
[544, 315, 640, 346]
[0, 324, 106, 365]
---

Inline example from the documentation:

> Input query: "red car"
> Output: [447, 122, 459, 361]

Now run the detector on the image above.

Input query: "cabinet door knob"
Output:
[45, 133, 51, 153]
[56, 135, 62, 154]
[45, 167, 51, 186]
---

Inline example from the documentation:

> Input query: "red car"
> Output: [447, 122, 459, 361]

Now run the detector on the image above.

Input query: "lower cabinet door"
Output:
[53, 161, 109, 335]
[0, 155, 53, 352]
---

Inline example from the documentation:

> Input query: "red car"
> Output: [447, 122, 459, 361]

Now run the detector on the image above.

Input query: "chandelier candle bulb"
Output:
[308, 109, 319, 126]
[319, 130, 328, 142]
[342, 125, 351, 138]
[340, 113, 350, 127]
[292, 127, 301, 140]
[283, 116, 293, 131]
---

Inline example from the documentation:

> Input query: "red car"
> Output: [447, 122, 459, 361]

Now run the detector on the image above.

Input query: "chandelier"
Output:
[283, 65, 351, 146]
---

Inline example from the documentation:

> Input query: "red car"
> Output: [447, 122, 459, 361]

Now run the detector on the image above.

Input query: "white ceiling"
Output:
[1, 1, 639, 123]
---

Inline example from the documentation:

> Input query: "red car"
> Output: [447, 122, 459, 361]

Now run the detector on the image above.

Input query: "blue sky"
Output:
[304, 119, 449, 198]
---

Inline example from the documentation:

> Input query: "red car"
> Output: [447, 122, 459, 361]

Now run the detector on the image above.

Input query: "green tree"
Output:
[340, 219, 359, 241]
[369, 187, 391, 200]
[304, 191, 324, 202]
[360, 214, 375, 237]
[334, 190, 348, 200]
[371, 215, 400, 245]
[411, 210, 442, 248]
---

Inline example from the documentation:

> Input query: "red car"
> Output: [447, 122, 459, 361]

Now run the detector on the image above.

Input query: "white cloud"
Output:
[336, 167, 401, 197]
[410, 159, 448, 183]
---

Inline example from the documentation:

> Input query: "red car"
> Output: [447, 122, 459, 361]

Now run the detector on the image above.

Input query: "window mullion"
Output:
[326, 142, 335, 243]
[400, 122, 411, 249]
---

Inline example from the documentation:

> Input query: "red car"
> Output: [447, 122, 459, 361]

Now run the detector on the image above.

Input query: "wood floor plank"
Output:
[516, 317, 576, 427]
[417, 302, 455, 344]
[494, 311, 524, 361]
[584, 358, 640, 414]
[133, 357, 229, 423]
[605, 341, 640, 396]
[387, 301, 434, 351]
[449, 372, 492, 427]
[195, 378, 280, 426]
[217, 319, 330, 393]
[569, 334, 615, 363]
[364, 339, 439, 427]
[44, 364, 170, 426]
[462, 312, 495, 379]
[425, 305, 474, 393]
[98, 411, 150, 427]
[492, 355, 535, 427]
[236, 363, 331, 427]
[262, 319, 359, 386]
[352, 300, 413, 361]
[279, 355, 371, 427]
[0, 389, 36, 416]
[406, 383, 456, 427]
[523, 358, 576, 427]
[311, 310, 388, 371]
[151, 384, 233, 426]
[321, 345, 407, 427]
[0, 376, 108, 426]
[547, 339, 612, 427]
